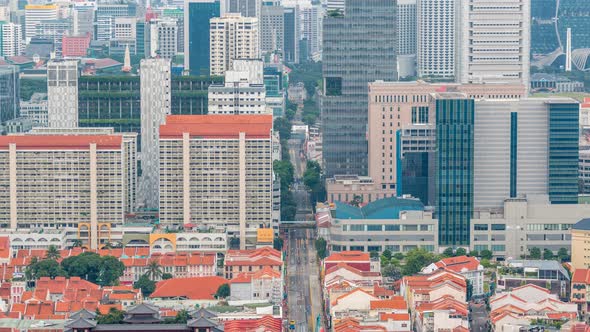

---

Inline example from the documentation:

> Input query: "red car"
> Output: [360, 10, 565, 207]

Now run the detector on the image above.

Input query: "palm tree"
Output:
[145, 260, 163, 281]
[71, 239, 83, 248]
[45, 245, 60, 260]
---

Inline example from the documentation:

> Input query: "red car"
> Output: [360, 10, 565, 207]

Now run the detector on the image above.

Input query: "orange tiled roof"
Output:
[224, 315, 282, 332]
[573, 269, 590, 284]
[0, 237, 10, 259]
[415, 296, 468, 316]
[150, 276, 228, 300]
[379, 313, 410, 321]
[333, 317, 387, 332]
[161, 115, 272, 139]
[435, 256, 481, 273]
[370, 296, 407, 310]
[325, 251, 370, 262]
[0, 135, 123, 150]
[325, 262, 381, 278]
[225, 247, 282, 267]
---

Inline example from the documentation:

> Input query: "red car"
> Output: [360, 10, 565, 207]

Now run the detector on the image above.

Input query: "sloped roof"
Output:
[150, 276, 228, 300]
[435, 256, 481, 273]
[224, 315, 282, 332]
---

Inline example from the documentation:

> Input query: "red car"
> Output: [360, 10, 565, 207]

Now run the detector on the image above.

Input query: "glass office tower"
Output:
[184, 0, 220, 75]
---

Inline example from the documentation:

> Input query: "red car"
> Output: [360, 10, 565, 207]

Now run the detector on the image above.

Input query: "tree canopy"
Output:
[60, 252, 125, 286]
[134, 274, 156, 297]
[402, 248, 439, 276]
[215, 284, 230, 299]
[529, 247, 542, 260]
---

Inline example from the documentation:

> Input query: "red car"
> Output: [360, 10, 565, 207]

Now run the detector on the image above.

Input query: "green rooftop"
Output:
[334, 196, 424, 220]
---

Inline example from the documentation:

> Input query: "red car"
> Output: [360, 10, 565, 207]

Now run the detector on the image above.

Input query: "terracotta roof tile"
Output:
[325, 251, 370, 262]
[161, 115, 272, 139]
[0, 135, 123, 151]
[150, 276, 228, 300]
[224, 315, 282, 332]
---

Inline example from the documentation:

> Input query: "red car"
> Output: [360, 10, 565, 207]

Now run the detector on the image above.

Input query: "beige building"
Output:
[158, 115, 273, 249]
[0, 134, 131, 249]
[571, 219, 590, 270]
[210, 13, 259, 76]
[325, 175, 397, 204]
[366, 81, 526, 194]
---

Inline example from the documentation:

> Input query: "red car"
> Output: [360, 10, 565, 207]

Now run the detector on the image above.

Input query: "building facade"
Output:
[321, 0, 397, 177]
[0, 65, 19, 126]
[209, 14, 259, 76]
[458, 0, 530, 90]
[24, 4, 58, 42]
[184, 0, 220, 75]
[140, 58, 171, 209]
[47, 60, 79, 128]
[159, 115, 273, 249]
[397, 0, 416, 56]
[417, 0, 456, 79]
[260, 3, 283, 55]
[0, 134, 129, 249]
[95, 4, 136, 41]
[0, 22, 23, 57]
[208, 71, 266, 114]
[147, 17, 178, 59]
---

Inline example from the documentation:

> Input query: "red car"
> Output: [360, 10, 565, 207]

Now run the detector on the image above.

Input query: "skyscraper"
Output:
[184, 0, 220, 75]
[397, 0, 417, 56]
[140, 58, 171, 209]
[260, 2, 284, 54]
[147, 17, 179, 58]
[209, 13, 259, 76]
[24, 4, 58, 42]
[95, 4, 137, 41]
[0, 65, 19, 125]
[321, 0, 397, 177]
[0, 22, 23, 57]
[282, 7, 298, 64]
[417, 0, 456, 80]
[47, 60, 78, 128]
[434, 93, 474, 247]
[458, 0, 530, 89]
[301, 4, 322, 60]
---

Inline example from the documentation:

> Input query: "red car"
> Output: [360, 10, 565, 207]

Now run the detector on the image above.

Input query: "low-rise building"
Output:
[149, 276, 228, 308]
[326, 175, 396, 205]
[490, 284, 577, 331]
[324, 251, 372, 272]
[571, 269, 590, 315]
[224, 247, 282, 279]
[422, 256, 484, 296]
[572, 218, 590, 270]
[120, 252, 217, 284]
[230, 266, 283, 304]
[496, 260, 570, 300]
[400, 270, 466, 311]
[414, 296, 469, 332]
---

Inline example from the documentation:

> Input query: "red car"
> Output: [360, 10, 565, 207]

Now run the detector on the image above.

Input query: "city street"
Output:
[286, 228, 324, 332]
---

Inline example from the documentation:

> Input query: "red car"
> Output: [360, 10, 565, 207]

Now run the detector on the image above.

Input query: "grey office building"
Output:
[321, 0, 397, 177]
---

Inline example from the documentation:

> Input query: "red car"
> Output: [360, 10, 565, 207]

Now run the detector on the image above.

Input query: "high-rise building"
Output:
[321, 0, 397, 177]
[397, 0, 417, 78]
[159, 115, 273, 249]
[47, 60, 78, 128]
[282, 6, 298, 63]
[417, 0, 456, 80]
[433, 92, 474, 247]
[140, 58, 171, 209]
[184, 0, 220, 75]
[72, 3, 94, 37]
[208, 70, 266, 114]
[301, 4, 322, 60]
[260, 3, 283, 54]
[62, 34, 91, 58]
[162, 8, 184, 53]
[0, 65, 19, 125]
[147, 17, 178, 58]
[95, 4, 136, 41]
[24, 4, 58, 42]
[209, 13, 259, 76]
[223, 0, 261, 18]
[35, 19, 71, 55]
[0, 134, 130, 249]
[474, 98, 580, 209]
[458, 0, 530, 89]
[0, 22, 23, 57]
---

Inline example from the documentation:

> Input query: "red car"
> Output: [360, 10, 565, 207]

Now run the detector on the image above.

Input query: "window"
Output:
[368, 245, 382, 253]
[474, 245, 488, 252]
[384, 225, 400, 231]
[491, 224, 506, 231]
[367, 225, 383, 231]
[350, 225, 364, 232]
[474, 224, 488, 231]
[491, 245, 506, 252]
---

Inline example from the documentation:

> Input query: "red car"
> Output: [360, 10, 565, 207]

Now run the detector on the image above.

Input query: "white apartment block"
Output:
[417, 0, 456, 79]
[0, 6, 9, 21]
[0, 134, 128, 250]
[148, 18, 178, 59]
[140, 58, 171, 209]
[458, 0, 530, 90]
[159, 115, 273, 250]
[0, 22, 23, 57]
[24, 4, 58, 42]
[210, 13, 259, 76]
[208, 70, 267, 115]
[26, 127, 137, 214]
[302, 4, 322, 59]
[397, 0, 417, 56]
[47, 60, 79, 128]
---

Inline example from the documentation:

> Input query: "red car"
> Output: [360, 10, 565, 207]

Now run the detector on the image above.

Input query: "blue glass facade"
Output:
[435, 96, 474, 246]
[548, 102, 579, 204]
[186, 1, 219, 75]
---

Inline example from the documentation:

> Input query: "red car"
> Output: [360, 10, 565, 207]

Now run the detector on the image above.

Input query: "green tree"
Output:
[455, 248, 467, 257]
[229, 237, 240, 250]
[370, 251, 379, 259]
[529, 247, 542, 260]
[382, 249, 392, 261]
[316, 237, 327, 259]
[557, 248, 569, 262]
[543, 249, 554, 260]
[45, 245, 61, 260]
[273, 238, 284, 251]
[96, 307, 125, 324]
[480, 249, 493, 260]
[470, 250, 479, 258]
[145, 260, 163, 280]
[393, 253, 405, 260]
[273, 117, 292, 140]
[381, 264, 402, 280]
[303, 160, 326, 204]
[134, 274, 156, 297]
[161, 273, 173, 280]
[273, 160, 295, 190]
[26, 258, 66, 280]
[215, 283, 230, 299]
[71, 239, 83, 248]
[99, 256, 125, 286]
[442, 247, 455, 258]
[61, 253, 124, 286]
[402, 248, 439, 276]
[164, 309, 190, 324]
